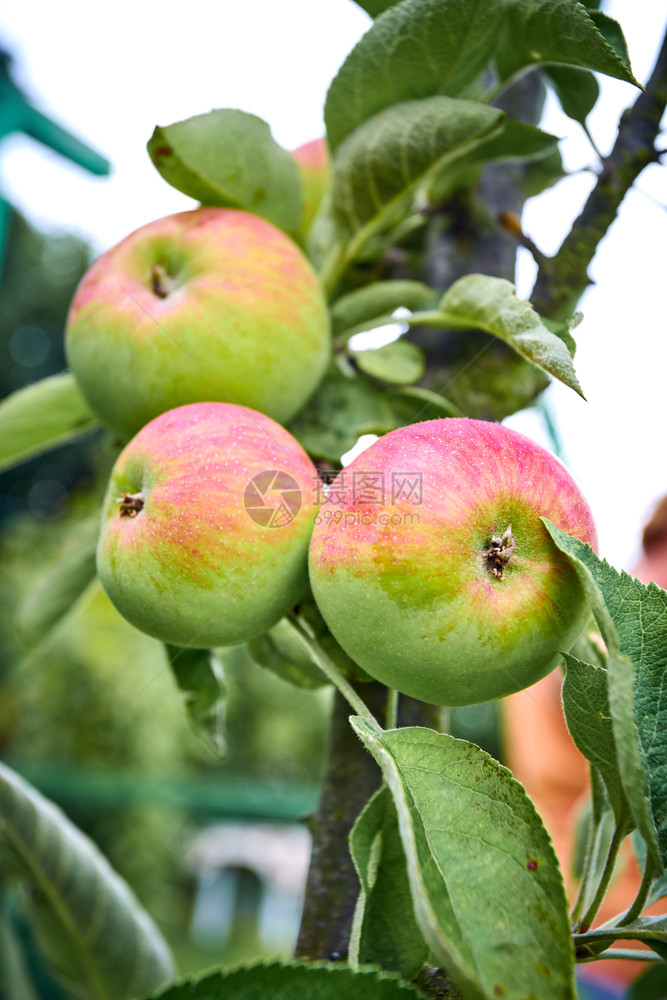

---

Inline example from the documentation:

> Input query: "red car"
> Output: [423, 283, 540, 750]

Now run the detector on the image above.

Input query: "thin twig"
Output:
[576, 948, 663, 963]
[385, 688, 399, 730]
[531, 23, 667, 318]
[618, 852, 657, 928]
[578, 821, 626, 933]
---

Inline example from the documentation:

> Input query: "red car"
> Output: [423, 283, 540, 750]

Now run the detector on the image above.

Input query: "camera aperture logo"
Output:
[244, 469, 302, 528]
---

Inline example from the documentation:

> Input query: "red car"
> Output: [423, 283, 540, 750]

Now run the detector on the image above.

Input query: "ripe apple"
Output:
[292, 138, 330, 232]
[309, 418, 598, 706]
[97, 401, 319, 649]
[65, 207, 330, 440]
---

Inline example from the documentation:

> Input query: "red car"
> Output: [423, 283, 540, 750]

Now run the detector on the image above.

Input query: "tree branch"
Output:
[294, 682, 386, 962]
[531, 24, 667, 318]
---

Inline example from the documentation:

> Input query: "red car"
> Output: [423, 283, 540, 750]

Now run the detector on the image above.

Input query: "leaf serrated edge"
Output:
[147, 956, 427, 999]
[580, 6, 642, 88]
[543, 521, 663, 872]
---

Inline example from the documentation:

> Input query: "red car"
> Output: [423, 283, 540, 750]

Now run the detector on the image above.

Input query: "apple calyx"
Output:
[150, 263, 180, 299]
[483, 524, 516, 580]
[115, 492, 145, 518]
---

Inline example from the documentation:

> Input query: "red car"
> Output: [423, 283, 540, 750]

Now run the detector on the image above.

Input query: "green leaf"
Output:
[428, 119, 560, 203]
[0, 761, 174, 1000]
[352, 339, 425, 385]
[288, 376, 396, 462]
[471, 119, 559, 164]
[589, 762, 611, 828]
[543, 313, 581, 358]
[290, 375, 468, 461]
[494, 1, 639, 87]
[588, 11, 633, 73]
[246, 617, 331, 690]
[351, 719, 576, 1000]
[561, 653, 629, 827]
[331, 97, 504, 240]
[351, 0, 401, 16]
[436, 275, 584, 397]
[385, 386, 465, 424]
[166, 645, 227, 757]
[0, 373, 98, 473]
[18, 513, 100, 650]
[0, 910, 40, 1000]
[331, 280, 438, 338]
[325, 0, 638, 152]
[413, 328, 549, 422]
[349, 787, 429, 979]
[570, 793, 616, 917]
[633, 833, 667, 906]
[519, 144, 566, 198]
[628, 964, 667, 1000]
[147, 959, 425, 1000]
[325, 0, 506, 151]
[148, 109, 302, 233]
[543, 67, 600, 126]
[544, 523, 667, 873]
[305, 189, 340, 271]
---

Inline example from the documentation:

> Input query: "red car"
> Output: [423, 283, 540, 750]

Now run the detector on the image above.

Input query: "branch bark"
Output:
[531, 25, 667, 319]
[294, 682, 386, 961]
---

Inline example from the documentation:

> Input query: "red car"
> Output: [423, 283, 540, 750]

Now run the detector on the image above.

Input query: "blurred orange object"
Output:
[503, 496, 667, 991]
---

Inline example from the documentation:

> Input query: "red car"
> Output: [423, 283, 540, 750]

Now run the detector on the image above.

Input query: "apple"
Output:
[292, 138, 330, 232]
[309, 418, 598, 706]
[65, 207, 330, 440]
[97, 401, 319, 649]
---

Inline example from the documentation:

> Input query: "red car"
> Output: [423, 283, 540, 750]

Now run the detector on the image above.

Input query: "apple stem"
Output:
[150, 263, 177, 299]
[115, 492, 145, 518]
[385, 687, 399, 730]
[483, 524, 517, 580]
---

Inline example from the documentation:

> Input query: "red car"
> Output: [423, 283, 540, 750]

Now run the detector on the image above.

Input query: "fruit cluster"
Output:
[68, 199, 597, 708]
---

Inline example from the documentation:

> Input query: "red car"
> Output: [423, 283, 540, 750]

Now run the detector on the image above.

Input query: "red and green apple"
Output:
[97, 401, 319, 649]
[66, 207, 330, 440]
[309, 418, 598, 706]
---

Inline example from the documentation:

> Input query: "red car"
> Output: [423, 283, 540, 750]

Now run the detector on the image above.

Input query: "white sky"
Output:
[0, 0, 666, 570]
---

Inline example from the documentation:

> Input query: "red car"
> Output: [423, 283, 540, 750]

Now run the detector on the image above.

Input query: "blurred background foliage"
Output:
[0, 208, 97, 524]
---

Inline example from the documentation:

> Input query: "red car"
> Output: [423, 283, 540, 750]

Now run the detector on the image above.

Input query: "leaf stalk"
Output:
[289, 614, 378, 724]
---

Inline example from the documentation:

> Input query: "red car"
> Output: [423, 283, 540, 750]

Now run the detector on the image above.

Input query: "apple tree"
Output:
[1, 2, 667, 999]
